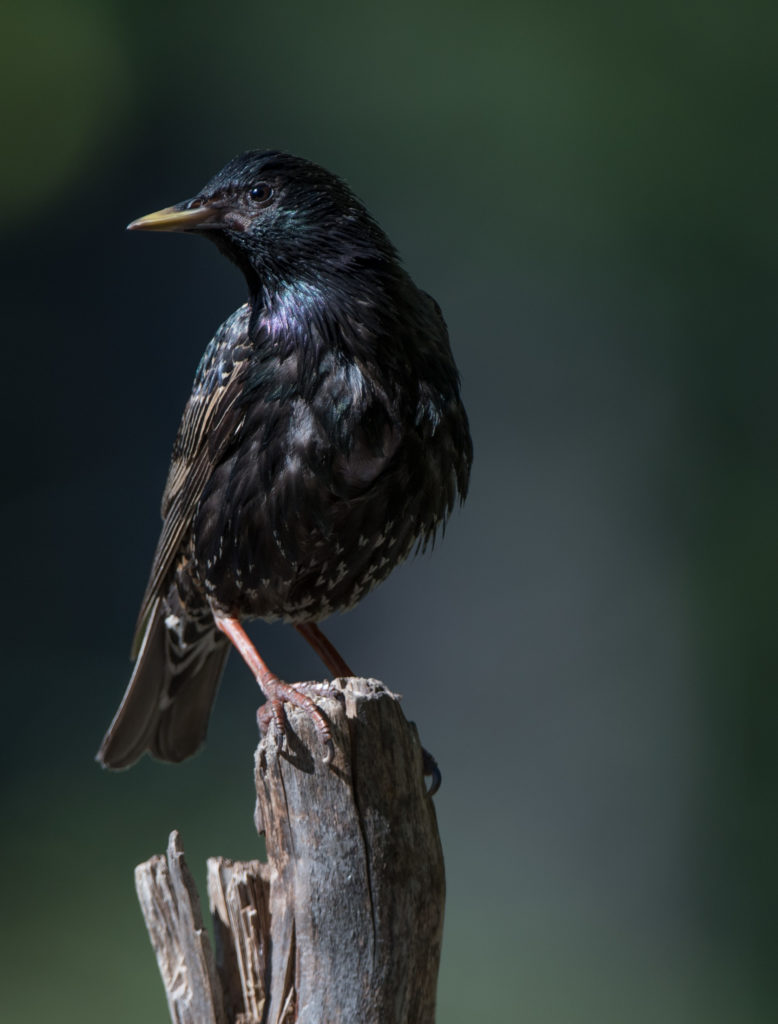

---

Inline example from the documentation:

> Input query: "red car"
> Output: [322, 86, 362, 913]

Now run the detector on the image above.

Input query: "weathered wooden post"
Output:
[134, 678, 446, 1024]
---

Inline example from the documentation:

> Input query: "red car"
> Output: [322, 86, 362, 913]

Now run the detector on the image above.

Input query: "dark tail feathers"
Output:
[97, 597, 229, 770]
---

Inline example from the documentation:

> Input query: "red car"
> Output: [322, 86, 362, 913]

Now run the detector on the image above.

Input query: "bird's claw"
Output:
[322, 736, 335, 766]
[257, 699, 288, 750]
[421, 746, 442, 796]
[257, 678, 335, 764]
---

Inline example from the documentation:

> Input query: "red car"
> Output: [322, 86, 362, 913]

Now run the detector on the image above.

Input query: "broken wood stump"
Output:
[134, 678, 446, 1024]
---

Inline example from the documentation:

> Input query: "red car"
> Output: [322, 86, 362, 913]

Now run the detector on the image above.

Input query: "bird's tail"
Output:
[96, 596, 230, 770]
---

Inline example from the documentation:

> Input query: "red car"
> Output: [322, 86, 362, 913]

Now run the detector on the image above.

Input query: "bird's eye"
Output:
[248, 183, 273, 204]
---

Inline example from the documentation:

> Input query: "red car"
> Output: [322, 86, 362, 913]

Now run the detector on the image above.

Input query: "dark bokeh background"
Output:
[2, 2, 776, 1020]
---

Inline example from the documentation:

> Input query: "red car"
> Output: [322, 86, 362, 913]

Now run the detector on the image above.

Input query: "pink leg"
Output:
[295, 622, 355, 677]
[214, 614, 333, 759]
[297, 621, 441, 794]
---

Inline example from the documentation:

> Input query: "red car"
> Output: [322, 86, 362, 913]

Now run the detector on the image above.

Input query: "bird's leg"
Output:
[213, 614, 333, 761]
[295, 622, 355, 677]
[296, 622, 442, 794]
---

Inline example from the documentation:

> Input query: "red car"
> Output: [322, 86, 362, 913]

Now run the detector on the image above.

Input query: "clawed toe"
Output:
[257, 699, 288, 749]
[421, 746, 442, 796]
[256, 678, 334, 761]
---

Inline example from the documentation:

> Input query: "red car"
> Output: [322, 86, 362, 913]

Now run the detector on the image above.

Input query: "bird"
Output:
[97, 150, 472, 775]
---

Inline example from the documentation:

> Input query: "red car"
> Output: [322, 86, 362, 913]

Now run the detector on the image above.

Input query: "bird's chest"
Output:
[189, 366, 425, 621]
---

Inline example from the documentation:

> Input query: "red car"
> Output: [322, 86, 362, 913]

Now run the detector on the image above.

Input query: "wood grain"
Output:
[135, 678, 445, 1023]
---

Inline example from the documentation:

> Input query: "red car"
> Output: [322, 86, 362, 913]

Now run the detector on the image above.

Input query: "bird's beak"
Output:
[127, 201, 218, 233]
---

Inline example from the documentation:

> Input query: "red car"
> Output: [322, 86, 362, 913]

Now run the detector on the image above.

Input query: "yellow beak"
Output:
[127, 203, 216, 232]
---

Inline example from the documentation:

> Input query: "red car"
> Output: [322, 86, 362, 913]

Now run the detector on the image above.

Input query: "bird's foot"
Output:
[421, 745, 442, 796]
[213, 615, 337, 763]
[257, 677, 336, 764]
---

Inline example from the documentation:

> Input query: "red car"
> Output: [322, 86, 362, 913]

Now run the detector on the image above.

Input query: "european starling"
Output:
[97, 151, 472, 772]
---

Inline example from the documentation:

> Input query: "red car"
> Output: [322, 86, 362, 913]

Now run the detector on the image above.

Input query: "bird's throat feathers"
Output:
[256, 276, 328, 343]
[249, 263, 402, 366]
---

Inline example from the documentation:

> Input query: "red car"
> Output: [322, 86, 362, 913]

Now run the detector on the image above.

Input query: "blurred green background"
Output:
[1, 1, 776, 1020]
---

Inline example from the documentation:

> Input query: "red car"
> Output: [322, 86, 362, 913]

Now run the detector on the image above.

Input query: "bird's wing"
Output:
[131, 314, 253, 656]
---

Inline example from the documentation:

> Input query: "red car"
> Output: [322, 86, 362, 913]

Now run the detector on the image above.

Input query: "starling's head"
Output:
[128, 151, 397, 289]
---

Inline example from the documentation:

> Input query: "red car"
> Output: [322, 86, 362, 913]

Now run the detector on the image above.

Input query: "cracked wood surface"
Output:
[135, 678, 445, 1024]
[135, 831, 227, 1024]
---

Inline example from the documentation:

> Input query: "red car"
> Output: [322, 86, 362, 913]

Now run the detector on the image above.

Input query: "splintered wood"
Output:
[134, 678, 445, 1024]
[134, 831, 226, 1024]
